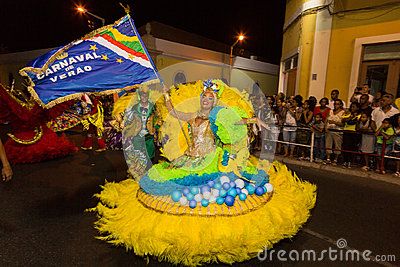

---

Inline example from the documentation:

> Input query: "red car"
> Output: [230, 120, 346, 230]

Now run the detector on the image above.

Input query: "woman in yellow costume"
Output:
[92, 79, 316, 266]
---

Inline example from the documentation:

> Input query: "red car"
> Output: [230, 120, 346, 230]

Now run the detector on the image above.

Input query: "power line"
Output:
[331, 0, 400, 15]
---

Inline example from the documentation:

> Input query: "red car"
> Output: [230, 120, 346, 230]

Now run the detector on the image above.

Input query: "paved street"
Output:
[0, 135, 399, 266]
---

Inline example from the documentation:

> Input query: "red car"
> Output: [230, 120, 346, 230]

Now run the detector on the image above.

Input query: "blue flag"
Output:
[19, 15, 159, 108]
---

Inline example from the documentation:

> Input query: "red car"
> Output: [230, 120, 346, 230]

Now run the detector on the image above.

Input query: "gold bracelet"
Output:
[163, 93, 170, 101]
[247, 117, 257, 124]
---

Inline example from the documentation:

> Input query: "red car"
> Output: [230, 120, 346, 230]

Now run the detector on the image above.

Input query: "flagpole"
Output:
[121, 4, 191, 148]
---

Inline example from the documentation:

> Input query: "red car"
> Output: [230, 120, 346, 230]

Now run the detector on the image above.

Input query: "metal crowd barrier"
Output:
[262, 124, 399, 173]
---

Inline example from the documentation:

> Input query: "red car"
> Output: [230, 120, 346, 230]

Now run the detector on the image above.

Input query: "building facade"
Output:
[280, 0, 400, 103]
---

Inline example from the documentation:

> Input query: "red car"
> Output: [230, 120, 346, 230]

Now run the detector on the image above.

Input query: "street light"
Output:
[76, 5, 105, 26]
[229, 34, 245, 66]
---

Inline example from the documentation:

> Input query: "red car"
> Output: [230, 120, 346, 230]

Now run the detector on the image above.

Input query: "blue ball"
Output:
[182, 187, 190, 196]
[214, 182, 222, 190]
[225, 195, 235, 206]
[201, 199, 209, 207]
[239, 193, 247, 201]
[207, 180, 215, 188]
[236, 188, 241, 195]
[190, 187, 199, 195]
[171, 191, 182, 202]
[189, 200, 197, 209]
[246, 185, 255, 195]
[216, 197, 225, 205]
[186, 193, 194, 201]
[222, 182, 231, 190]
[219, 189, 227, 197]
[229, 181, 236, 188]
[255, 186, 265, 196]
[201, 185, 211, 193]
[228, 188, 237, 197]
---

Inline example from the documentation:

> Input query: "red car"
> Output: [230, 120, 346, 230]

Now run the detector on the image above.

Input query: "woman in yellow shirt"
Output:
[341, 102, 361, 168]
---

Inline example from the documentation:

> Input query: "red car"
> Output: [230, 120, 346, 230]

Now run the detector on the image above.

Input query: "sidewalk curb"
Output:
[273, 155, 400, 186]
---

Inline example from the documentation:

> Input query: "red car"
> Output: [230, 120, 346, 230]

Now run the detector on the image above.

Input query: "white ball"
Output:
[209, 195, 216, 203]
[220, 175, 230, 185]
[211, 189, 220, 197]
[203, 191, 211, 199]
[179, 197, 188, 206]
[265, 183, 274, 193]
[241, 189, 249, 195]
[194, 194, 203, 202]
[235, 179, 245, 189]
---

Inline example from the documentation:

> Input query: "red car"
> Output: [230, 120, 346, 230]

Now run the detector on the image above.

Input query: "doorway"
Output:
[359, 42, 400, 97]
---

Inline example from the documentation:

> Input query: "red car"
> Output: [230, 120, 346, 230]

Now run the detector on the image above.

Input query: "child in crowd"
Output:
[356, 111, 376, 171]
[392, 115, 400, 177]
[311, 113, 325, 162]
[375, 118, 394, 174]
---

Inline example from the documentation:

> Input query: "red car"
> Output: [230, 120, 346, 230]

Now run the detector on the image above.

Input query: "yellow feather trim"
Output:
[91, 161, 317, 266]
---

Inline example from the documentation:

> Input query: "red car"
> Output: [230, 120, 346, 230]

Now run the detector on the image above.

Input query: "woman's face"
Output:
[320, 99, 327, 107]
[334, 101, 342, 110]
[200, 91, 215, 109]
[303, 101, 309, 109]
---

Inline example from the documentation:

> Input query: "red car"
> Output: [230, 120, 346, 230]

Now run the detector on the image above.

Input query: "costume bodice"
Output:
[186, 117, 215, 157]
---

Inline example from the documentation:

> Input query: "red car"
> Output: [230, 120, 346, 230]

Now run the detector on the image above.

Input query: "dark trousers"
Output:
[342, 131, 361, 163]
[314, 135, 326, 160]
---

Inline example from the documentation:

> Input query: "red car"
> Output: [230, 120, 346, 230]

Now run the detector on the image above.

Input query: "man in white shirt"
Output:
[328, 89, 346, 109]
[371, 94, 399, 128]
[354, 84, 374, 103]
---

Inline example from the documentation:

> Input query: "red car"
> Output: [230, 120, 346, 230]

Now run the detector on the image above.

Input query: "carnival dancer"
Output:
[104, 90, 135, 150]
[0, 84, 77, 164]
[123, 85, 160, 177]
[79, 94, 106, 152]
[91, 80, 316, 266]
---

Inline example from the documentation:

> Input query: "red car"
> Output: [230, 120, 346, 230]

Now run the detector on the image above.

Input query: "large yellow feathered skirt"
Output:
[91, 162, 316, 266]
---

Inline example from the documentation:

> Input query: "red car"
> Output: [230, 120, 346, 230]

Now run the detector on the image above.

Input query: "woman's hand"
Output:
[162, 85, 170, 94]
[2, 164, 12, 181]
[256, 118, 269, 130]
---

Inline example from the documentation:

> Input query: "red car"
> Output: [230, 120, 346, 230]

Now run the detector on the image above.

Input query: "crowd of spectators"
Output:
[253, 84, 400, 175]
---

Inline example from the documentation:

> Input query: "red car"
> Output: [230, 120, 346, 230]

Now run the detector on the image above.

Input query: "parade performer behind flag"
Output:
[78, 94, 106, 152]
[122, 84, 161, 177]
[19, 14, 159, 109]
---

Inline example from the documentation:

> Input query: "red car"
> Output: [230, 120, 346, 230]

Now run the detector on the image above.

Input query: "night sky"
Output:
[0, 0, 286, 64]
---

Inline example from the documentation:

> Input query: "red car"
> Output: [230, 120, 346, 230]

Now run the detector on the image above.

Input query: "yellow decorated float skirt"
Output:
[91, 161, 316, 266]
